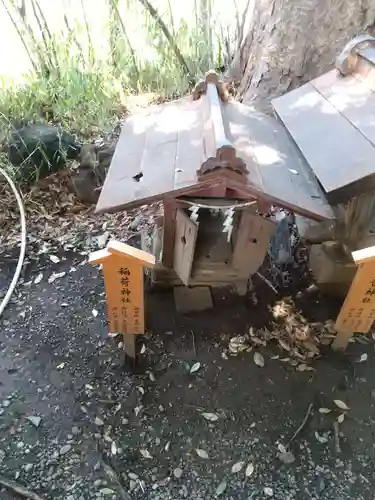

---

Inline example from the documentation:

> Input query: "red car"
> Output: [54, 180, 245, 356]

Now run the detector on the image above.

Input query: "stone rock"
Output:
[24, 463, 34, 473]
[59, 444, 72, 455]
[70, 166, 99, 204]
[277, 451, 296, 464]
[173, 467, 183, 479]
[7, 123, 79, 181]
[27, 416, 42, 428]
[309, 242, 356, 297]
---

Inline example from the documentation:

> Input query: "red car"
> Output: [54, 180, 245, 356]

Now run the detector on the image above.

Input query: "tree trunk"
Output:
[233, 0, 375, 110]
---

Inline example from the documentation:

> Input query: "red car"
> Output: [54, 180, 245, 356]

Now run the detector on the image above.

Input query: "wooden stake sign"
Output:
[88, 240, 155, 358]
[333, 244, 375, 351]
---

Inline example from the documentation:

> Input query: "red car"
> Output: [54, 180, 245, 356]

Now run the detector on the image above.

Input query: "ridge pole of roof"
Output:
[195, 71, 249, 181]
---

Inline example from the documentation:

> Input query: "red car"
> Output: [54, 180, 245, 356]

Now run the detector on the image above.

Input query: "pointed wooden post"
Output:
[89, 240, 155, 362]
[333, 244, 375, 351]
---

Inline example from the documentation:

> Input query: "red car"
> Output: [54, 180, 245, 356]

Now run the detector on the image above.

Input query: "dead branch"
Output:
[0, 475, 45, 500]
[287, 403, 313, 447]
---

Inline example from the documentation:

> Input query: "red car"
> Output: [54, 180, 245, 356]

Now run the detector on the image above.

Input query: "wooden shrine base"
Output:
[149, 264, 249, 296]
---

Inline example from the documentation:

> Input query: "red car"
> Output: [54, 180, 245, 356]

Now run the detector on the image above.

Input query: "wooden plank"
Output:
[333, 261, 375, 349]
[101, 255, 145, 335]
[225, 100, 335, 220]
[232, 212, 276, 274]
[311, 70, 375, 145]
[162, 199, 177, 269]
[352, 244, 375, 264]
[174, 100, 205, 189]
[272, 80, 375, 200]
[96, 99, 189, 213]
[173, 209, 199, 285]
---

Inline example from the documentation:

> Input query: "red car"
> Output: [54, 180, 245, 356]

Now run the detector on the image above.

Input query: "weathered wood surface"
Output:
[173, 209, 198, 285]
[97, 85, 335, 220]
[272, 67, 375, 204]
[232, 211, 276, 274]
[223, 101, 335, 220]
[333, 244, 375, 350]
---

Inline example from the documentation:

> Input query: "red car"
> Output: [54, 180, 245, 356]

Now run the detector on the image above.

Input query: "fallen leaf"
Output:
[337, 413, 345, 423]
[164, 441, 171, 452]
[27, 416, 41, 428]
[277, 443, 287, 454]
[333, 399, 350, 411]
[358, 353, 368, 363]
[319, 408, 332, 414]
[111, 441, 117, 455]
[56, 362, 65, 370]
[95, 417, 104, 426]
[231, 461, 245, 473]
[140, 344, 146, 354]
[278, 339, 291, 351]
[34, 273, 43, 284]
[100, 488, 114, 496]
[253, 352, 265, 367]
[149, 371, 156, 382]
[139, 449, 153, 459]
[264, 487, 274, 497]
[296, 363, 314, 372]
[92, 309, 98, 317]
[137, 386, 145, 395]
[202, 412, 219, 422]
[245, 462, 254, 477]
[215, 481, 227, 497]
[195, 448, 209, 459]
[49, 255, 60, 263]
[315, 431, 328, 443]
[134, 405, 143, 416]
[190, 362, 201, 374]
[48, 271, 66, 283]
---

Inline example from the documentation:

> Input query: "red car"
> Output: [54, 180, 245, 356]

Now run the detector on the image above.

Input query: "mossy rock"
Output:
[7, 123, 80, 182]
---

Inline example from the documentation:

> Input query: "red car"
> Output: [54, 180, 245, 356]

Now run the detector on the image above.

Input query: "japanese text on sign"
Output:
[335, 262, 375, 333]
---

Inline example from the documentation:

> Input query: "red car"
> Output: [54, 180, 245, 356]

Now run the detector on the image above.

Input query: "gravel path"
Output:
[1, 251, 375, 500]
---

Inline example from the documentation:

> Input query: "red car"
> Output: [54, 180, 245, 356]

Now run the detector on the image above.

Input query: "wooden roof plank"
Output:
[272, 79, 375, 200]
[225, 101, 335, 220]
[136, 101, 179, 201]
[174, 100, 206, 190]
[311, 70, 375, 145]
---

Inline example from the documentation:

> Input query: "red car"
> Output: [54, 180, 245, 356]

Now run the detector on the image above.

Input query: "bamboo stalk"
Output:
[109, 0, 140, 83]
[136, 0, 192, 78]
[0, 0, 38, 72]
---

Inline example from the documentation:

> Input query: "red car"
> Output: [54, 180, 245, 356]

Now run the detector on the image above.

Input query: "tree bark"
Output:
[233, 0, 375, 109]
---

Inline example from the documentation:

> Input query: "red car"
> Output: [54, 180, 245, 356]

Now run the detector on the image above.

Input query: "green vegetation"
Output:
[0, 0, 248, 180]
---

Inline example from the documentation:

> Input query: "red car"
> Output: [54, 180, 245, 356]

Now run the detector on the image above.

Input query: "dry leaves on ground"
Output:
[0, 169, 160, 258]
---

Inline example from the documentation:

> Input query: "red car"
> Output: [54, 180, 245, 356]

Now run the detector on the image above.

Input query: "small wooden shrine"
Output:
[96, 71, 335, 293]
[272, 34, 375, 298]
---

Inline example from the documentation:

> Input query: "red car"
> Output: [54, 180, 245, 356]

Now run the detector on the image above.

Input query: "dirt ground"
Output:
[1, 249, 375, 500]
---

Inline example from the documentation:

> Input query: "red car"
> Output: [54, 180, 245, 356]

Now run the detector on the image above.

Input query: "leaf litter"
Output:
[190, 362, 201, 374]
[231, 461, 245, 473]
[201, 412, 219, 422]
[0, 168, 160, 260]
[195, 448, 209, 459]
[333, 400, 350, 411]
